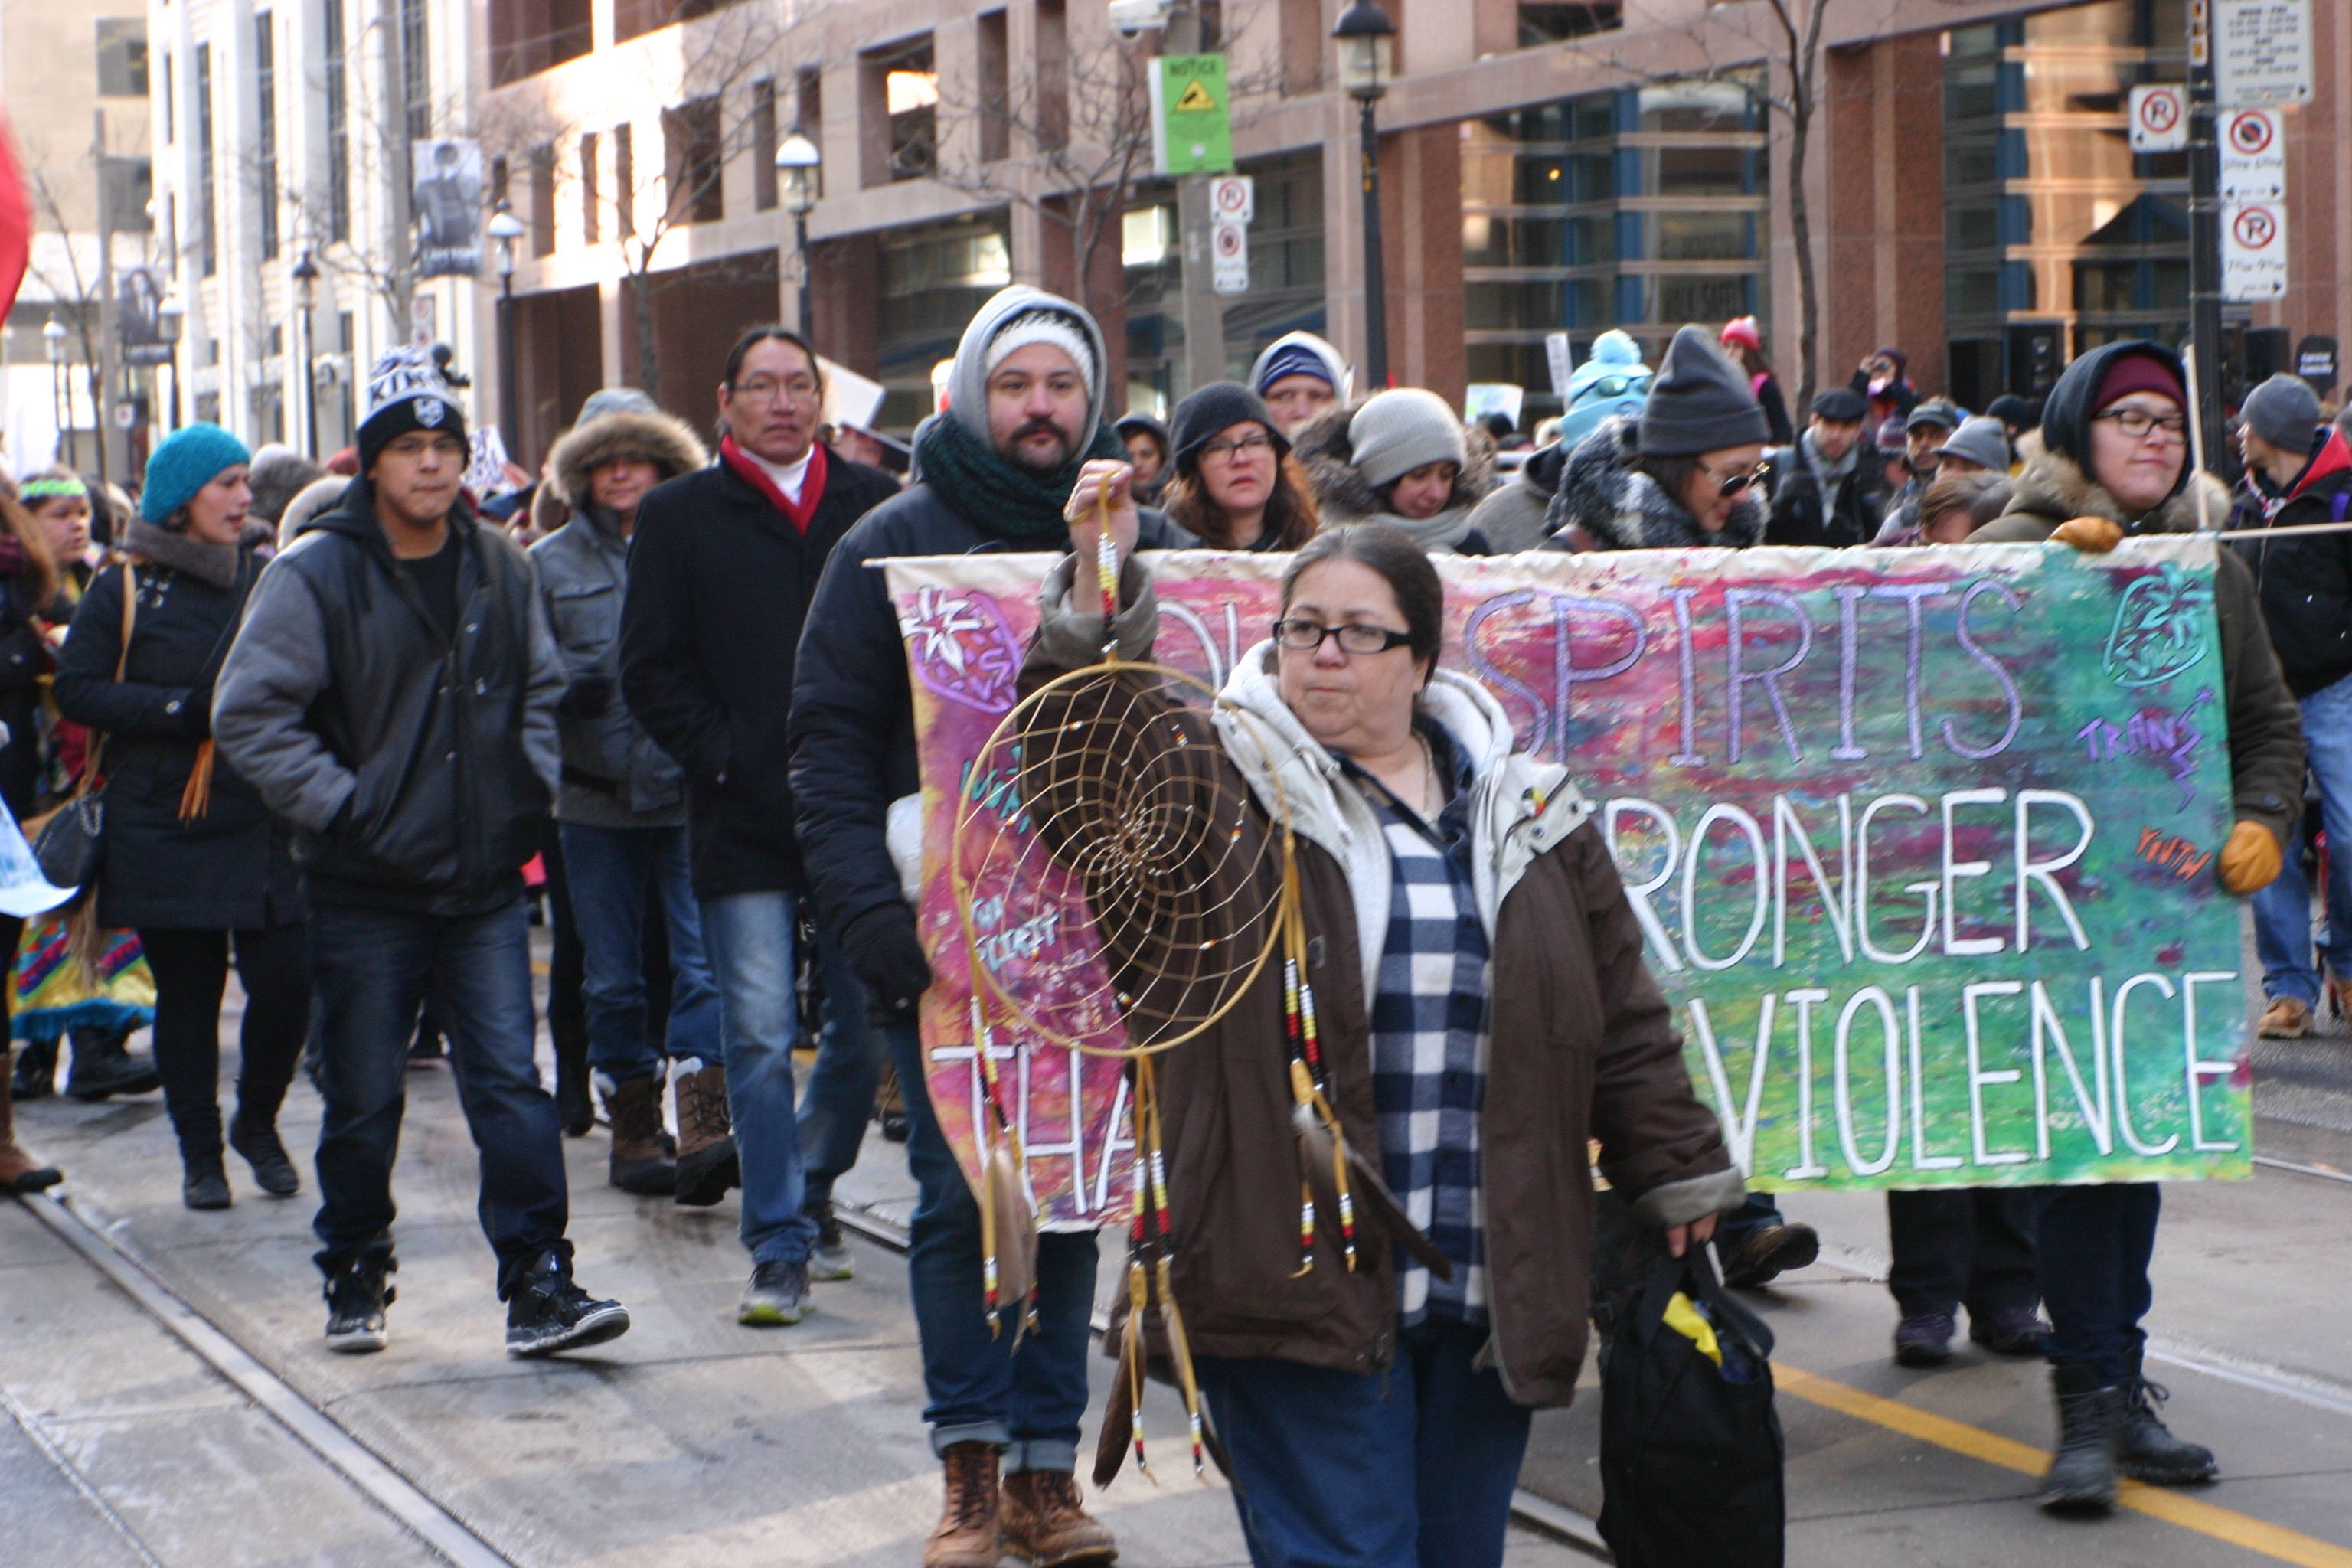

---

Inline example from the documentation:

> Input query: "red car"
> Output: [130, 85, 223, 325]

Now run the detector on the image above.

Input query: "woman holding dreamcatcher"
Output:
[1013, 471, 1743, 1568]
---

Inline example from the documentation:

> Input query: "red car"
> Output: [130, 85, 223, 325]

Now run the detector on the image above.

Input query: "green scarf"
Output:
[913, 413, 1125, 545]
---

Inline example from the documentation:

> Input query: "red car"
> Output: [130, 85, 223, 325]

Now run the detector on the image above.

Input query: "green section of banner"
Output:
[1155, 54, 1233, 174]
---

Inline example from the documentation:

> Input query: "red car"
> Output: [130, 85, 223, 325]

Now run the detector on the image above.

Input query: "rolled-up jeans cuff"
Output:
[1004, 1438, 1080, 1475]
[929, 1420, 1011, 1458]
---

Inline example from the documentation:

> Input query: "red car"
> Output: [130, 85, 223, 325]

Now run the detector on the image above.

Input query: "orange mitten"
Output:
[2216, 820, 2283, 894]
[2051, 515, 2125, 554]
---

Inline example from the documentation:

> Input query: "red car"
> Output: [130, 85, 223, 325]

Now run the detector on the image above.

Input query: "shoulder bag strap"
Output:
[71, 560, 138, 797]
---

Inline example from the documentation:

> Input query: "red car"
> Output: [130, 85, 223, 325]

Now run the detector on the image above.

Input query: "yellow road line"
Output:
[1777, 1364, 2352, 1568]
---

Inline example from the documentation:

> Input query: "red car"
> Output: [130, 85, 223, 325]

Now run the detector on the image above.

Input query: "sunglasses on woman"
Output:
[1707, 461, 1771, 499]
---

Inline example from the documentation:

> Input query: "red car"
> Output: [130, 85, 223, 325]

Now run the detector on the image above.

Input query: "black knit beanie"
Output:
[1168, 381, 1288, 472]
[1638, 325, 1772, 457]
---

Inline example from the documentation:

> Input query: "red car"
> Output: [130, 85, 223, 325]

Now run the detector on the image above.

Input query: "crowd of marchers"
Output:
[0, 289, 2341, 1567]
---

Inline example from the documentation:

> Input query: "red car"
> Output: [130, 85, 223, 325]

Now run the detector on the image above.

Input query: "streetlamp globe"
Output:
[776, 129, 820, 217]
[486, 202, 527, 281]
[1332, 0, 1394, 103]
[41, 316, 67, 364]
[157, 290, 185, 345]
[291, 248, 320, 310]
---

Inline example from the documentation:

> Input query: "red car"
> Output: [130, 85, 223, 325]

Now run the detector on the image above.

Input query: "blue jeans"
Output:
[2037, 1181, 2160, 1383]
[882, 1019, 1097, 1469]
[1197, 1319, 1533, 1568]
[557, 822, 722, 1083]
[795, 919, 886, 1207]
[309, 899, 570, 1298]
[2253, 671, 2352, 1006]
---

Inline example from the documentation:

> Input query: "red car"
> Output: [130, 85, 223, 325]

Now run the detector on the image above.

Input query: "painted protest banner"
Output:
[885, 539, 2252, 1226]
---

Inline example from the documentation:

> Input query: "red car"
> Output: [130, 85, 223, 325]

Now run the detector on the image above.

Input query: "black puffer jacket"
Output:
[619, 450, 900, 899]
[213, 479, 563, 916]
[1765, 431, 1888, 548]
[1542, 414, 1766, 551]
[57, 547, 302, 930]
[789, 483, 1191, 938]
[2231, 424, 2352, 697]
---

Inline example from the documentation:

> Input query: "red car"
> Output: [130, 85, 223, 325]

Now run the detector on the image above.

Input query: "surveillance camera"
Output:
[1108, 0, 1172, 40]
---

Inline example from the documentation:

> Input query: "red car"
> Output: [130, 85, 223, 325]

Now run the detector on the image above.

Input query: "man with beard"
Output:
[790, 286, 1189, 1568]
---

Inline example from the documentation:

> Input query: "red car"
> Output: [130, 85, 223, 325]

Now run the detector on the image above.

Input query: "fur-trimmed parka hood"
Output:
[1293, 397, 1496, 550]
[1974, 428, 2230, 542]
[1541, 413, 1766, 551]
[547, 408, 710, 513]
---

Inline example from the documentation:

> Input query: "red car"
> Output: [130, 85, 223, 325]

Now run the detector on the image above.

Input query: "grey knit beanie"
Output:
[1348, 389, 1466, 490]
[1933, 416, 2014, 474]
[1638, 325, 1771, 457]
[2241, 373, 2321, 453]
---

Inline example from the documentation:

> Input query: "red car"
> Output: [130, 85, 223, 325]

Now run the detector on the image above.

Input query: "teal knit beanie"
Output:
[142, 423, 252, 525]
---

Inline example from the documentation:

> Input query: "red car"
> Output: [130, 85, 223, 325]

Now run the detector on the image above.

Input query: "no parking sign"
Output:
[2127, 84, 2187, 153]
[2223, 201, 2288, 300]
[2220, 109, 2285, 202]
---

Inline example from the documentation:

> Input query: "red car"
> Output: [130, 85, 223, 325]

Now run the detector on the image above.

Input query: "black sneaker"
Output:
[737, 1258, 811, 1326]
[505, 1253, 631, 1358]
[808, 1199, 853, 1282]
[1720, 1222, 1821, 1289]
[324, 1259, 394, 1354]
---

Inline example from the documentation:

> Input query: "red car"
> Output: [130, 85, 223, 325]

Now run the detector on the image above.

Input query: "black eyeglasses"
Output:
[1272, 618, 1415, 656]
[1707, 461, 1771, 499]
[2094, 407, 2188, 442]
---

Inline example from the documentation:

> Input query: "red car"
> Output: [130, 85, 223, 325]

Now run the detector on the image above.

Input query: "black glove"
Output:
[842, 903, 933, 1014]
[173, 685, 214, 738]
[557, 674, 613, 717]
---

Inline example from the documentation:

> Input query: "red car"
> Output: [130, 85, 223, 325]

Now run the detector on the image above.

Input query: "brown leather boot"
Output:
[1001, 1468, 1117, 1566]
[925, 1441, 1002, 1568]
[0, 1055, 61, 1195]
[603, 1073, 677, 1196]
[671, 1059, 738, 1207]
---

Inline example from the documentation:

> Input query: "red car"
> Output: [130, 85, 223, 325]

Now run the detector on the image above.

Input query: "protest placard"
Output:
[885, 539, 2250, 1226]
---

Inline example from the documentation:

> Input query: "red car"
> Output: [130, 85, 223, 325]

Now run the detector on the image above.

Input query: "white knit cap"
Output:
[983, 309, 1098, 391]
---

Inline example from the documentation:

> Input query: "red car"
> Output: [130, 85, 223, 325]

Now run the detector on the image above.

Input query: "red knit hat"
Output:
[2092, 351, 2184, 413]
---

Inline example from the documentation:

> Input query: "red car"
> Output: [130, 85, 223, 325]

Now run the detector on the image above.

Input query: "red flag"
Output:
[0, 112, 33, 322]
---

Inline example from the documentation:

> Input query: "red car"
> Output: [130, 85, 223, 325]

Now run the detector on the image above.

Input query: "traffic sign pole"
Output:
[2187, 0, 2226, 473]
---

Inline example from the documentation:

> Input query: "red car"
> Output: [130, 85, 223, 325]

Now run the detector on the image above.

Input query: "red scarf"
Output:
[721, 434, 826, 534]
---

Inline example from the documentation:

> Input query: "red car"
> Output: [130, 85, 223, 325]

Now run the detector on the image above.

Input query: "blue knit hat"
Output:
[142, 423, 252, 525]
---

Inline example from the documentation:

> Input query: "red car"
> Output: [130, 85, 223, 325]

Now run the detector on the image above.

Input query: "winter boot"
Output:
[925, 1442, 1003, 1568]
[0, 1064, 61, 1194]
[2119, 1362, 2219, 1485]
[181, 1148, 232, 1210]
[1001, 1469, 1119, 1566]
[11, 1037, 57, 1102]
[65, 1027, 160, 1101]
[229, 1112, 301, 1197]
[552, 1011, 593, 1138]
[2040, 1362, 2125, 1512]
[602, 1073, 678, 1196]
[672, 1057, 738, 1207]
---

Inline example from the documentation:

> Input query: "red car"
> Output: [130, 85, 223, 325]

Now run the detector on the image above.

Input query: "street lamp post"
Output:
[157, 290, 185, 432]
[486, 203, 527, 456]
[1334, 1, 1395, 393]
[776, 129, 821, 342]
[291, 250, 321, 458]
[43, 317, 70, 467]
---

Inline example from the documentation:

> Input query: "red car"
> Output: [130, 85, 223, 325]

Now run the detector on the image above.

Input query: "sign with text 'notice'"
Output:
[886, 541, 2252, 1225]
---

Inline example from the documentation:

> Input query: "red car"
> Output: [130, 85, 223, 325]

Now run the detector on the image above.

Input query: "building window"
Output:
[751, 80, 777, 211]
[162, 50, 174, 143]
[195, 43, 216, 276]
[530, 142, 557, 256]
[399, 0, 430, 142]
[325, 0, 350, 242]
[1519, 3, 1622, 44]
[1942, 3, 2191, 408]
[255, 14, 279, 260]
[613, 0, 733, 47]
[491, 0, 589, 84]
[975, 12, 1011, 163]
[863, 36, 936, 185]
[580, 133, 599, 242]
[1459, 80, 1766, 426]
[614, 124, 634, 236]
[662, 96, 724, 224]
[96, 18, 149, 96]
[878, 213, 1011, 426]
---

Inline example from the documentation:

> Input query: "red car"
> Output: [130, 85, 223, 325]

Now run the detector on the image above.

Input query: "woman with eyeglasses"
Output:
[1021, 482, 1740, 1568]
[1544, 324, 1775, 559]
[1156, 383, 1320, 552]
[1298, 387, 1496, 553]
[1975, 340, 2305, 1512]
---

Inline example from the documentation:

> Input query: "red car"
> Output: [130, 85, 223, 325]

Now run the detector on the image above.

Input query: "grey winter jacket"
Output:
[531, 509, 684, 827]
[214, 479, 564, 916]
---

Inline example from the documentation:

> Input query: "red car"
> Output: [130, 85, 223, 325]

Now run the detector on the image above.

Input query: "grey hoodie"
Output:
[942, 284, 1113, 444]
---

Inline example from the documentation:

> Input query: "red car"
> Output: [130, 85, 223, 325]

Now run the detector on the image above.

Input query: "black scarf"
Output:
[912, 413, 1124, 545]
[123, 516, 241, 590]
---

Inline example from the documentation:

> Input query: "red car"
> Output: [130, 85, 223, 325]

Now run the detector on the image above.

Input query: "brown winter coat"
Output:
[1975, 432, 2305, 844]
[1017, 557, 1740, 1407]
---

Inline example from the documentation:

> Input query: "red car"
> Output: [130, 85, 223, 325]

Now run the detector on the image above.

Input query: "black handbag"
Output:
[1597, 1243, 1786, 1568]
[26, 561, 136, 890]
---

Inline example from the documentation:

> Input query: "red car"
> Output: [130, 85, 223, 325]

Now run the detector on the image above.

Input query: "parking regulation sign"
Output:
[2220, 108, 2285, 201]
[1210, 220, 1250, 295]
[2222, 201, 2288, 301]
[2213, 0, 2313, 107]
[2128, 84, 2187, 152]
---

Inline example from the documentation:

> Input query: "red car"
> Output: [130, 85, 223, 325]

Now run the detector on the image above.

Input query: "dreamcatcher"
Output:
[947, 516, 1378, 1488]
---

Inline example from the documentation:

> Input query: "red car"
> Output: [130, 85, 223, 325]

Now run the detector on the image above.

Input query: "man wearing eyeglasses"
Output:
[619, 327, 900, 1328]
